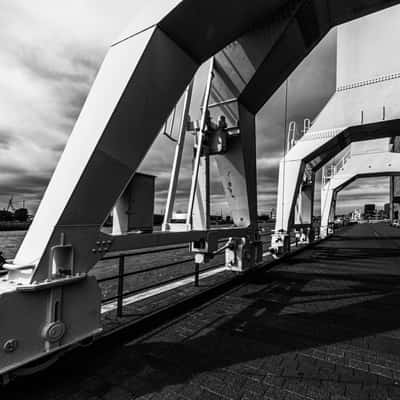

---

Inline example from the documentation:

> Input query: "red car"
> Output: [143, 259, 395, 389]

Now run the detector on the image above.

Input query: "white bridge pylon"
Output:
[273, 6, 400, 250]
[320, 146, 400, 236]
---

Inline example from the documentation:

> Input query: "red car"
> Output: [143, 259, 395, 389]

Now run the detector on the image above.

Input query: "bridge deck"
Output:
[4, 222, 400, 400]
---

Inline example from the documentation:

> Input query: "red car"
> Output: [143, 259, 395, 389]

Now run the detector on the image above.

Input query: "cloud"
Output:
[255, 28, 337, 213]
[335, 177, 389, 214]
[0, 0, 140, 211]
[0, 3, 389, 218]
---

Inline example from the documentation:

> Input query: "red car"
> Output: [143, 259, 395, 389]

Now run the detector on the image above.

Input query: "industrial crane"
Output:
[0, 0, 399, 382]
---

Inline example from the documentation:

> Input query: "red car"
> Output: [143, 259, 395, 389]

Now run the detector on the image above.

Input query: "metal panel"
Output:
[337, 5, 400, 87]
[113, 173, 155, 234]
[159, 0, 285, 62]
[215, 135, 250, 227]
[128, 174, 155, 232]
[114, 0, 183, 44]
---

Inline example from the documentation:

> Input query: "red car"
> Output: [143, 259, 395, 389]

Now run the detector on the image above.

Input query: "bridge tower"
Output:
[273, 5, 400, 251]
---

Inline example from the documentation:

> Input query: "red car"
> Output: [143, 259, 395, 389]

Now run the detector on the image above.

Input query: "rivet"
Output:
[92, 249, 97, 253]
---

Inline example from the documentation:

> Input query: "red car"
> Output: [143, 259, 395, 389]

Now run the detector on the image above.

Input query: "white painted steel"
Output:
[186, 58, 214, 227]
[114, 0, 183, 45]
[162, 82, 194, 231]
[3, 0, 400, 378]
[15, 28, 156, 268]
[275, 7, 400, 235]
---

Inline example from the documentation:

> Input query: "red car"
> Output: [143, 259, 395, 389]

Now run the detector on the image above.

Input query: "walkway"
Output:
[4, 222, 400, 400]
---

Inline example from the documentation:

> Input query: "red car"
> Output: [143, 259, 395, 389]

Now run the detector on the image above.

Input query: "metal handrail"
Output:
[323, 148, 352, 184]
[98, 229, 274, 317]
[101, 244, 188, 261]
[103, 263, 224, 305]
[97, 257, 194, 283]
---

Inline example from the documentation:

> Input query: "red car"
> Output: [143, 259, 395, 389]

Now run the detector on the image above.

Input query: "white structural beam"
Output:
[187, 58, 214, 228]
[162, 81, 194, 231]
[294, 174, 315, 226]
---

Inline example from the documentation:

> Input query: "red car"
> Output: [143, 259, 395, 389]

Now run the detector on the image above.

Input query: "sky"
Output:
[0, 1, 390, 216]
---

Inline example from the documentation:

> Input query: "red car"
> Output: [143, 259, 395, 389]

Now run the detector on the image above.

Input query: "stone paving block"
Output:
[369, 363, 393, 379]
[348, 358, 369, 372]
[102, 386, 134, 400]
[196, 388, 226, 400]
[240, 379, 266, 396]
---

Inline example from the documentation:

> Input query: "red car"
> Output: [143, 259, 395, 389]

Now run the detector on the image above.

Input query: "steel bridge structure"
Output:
[1, 0, 400, 382]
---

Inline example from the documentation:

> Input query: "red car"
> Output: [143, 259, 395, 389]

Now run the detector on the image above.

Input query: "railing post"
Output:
[117, 255, 125, 317]
[194, 263, 200, 287]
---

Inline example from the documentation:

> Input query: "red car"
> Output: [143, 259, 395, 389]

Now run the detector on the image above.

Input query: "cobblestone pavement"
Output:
[4, 222, 400, 399]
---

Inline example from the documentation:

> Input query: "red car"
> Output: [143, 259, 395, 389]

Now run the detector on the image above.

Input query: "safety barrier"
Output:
[97, 232, 273, 317]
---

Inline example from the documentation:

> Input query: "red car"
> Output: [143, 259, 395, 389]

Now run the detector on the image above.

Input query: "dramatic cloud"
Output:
[0, 0, 139, 210]
[0, 2, 390, 217]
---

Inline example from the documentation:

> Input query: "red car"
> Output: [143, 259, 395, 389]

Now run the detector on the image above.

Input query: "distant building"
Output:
[351, 209, 361, 221]
[377, 209, 386, 220]
[364, 204, 376, 219]
[384, 203, 390, 218]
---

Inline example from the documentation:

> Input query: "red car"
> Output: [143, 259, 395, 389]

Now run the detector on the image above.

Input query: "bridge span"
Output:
[4, 222, 400, 399]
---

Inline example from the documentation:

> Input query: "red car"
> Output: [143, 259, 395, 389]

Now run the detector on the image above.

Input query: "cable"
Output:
[281, 79, 289, 230]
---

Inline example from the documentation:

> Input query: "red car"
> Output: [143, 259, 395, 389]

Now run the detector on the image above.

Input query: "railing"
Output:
[95, 224, 329, 317]
[98, 245, 198, 317]
[322, 148, 352, 185]
[96, 231, 275, 317]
